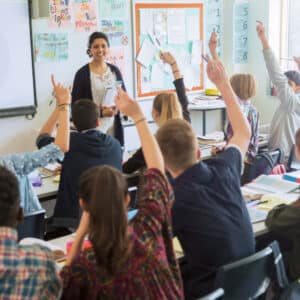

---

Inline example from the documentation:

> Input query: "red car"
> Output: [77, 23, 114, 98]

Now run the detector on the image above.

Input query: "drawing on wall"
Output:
[73, 0, 97, 32]
[99, 0, 128, 19]
[49, 0, 71, 28]
[134, 3, 204, 98]
[233, 0, 249, 64]
[100, 19, 130, 47]
[106, 46, 125, 76]
[34, 33, 68, 63]
[205, 0, 223, 58]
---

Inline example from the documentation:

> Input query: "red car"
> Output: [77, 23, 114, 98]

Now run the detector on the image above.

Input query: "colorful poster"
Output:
[34, 34, 68, 63]
[106, 46, 125, 76]
[99, 0, 128, 19]
[233, 0, 249, 64]
[49, 0, 71, 28]
[100, 19, 129, 47]
[73, 0, 97, 32]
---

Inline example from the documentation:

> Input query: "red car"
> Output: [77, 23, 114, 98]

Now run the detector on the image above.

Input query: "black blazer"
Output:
[71, 63, 126, 146]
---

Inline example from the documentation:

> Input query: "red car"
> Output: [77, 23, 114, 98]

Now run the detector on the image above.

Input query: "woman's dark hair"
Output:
[87, 31, 110, 57]
[79, 165, 131, 274]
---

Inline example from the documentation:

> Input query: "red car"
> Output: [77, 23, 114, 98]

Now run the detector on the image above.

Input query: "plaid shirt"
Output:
[0, 227, 61, 300]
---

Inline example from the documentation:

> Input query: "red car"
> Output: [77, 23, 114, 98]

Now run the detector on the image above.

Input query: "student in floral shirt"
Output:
[60, 88, 183, 300]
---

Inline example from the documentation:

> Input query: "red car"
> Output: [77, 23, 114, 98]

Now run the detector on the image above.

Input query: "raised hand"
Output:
[206, 55, 229, 88]
[159, 51, 176, 65]
[256, 21, 266, 39]
[294, 57, 300, 71]
[209, 32, 218, 59]
[115, 88, 143, 122]
[51, 74, 71, 106]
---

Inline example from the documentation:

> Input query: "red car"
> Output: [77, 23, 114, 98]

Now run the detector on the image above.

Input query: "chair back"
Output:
[214, 241, 288, 300]
[243, 148, 283, 184]
[17, 209, 45, 240]
[198, 288, 224, 300]
[287, 145, 300, 172]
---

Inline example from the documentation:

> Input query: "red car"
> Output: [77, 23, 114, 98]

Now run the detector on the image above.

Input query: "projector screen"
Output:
[0, 0, 36, 117]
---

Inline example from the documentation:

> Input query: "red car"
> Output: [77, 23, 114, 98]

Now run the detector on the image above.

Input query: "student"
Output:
[0, 76, 70, 214]
[72, 31, 126, 146]
[36, 99, 122, 229]
[60, 88, 183, 300]
[209, 32, 259, 183]
[156, 55, 255, 298]
[256, 21, 300, 159]
[0, 165, 61, 299]
[265, 128, 300, 280]
[123, 51, 191, 174]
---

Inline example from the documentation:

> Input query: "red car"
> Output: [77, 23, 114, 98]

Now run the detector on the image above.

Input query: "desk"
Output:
[33, 176, 58, 201]
[189, 101, 226, 135]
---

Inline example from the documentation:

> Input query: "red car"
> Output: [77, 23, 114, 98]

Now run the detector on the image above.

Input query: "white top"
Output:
[90, 67, 117, 133]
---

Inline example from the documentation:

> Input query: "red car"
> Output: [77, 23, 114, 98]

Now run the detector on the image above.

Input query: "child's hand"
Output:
[160, 51, 176, 65]
[206, 56, 229, 88]
[209, 32, 218, 57]
[51, 74, 70, 106]
[115, 88, 143, 121]
[101, 106, 116, 117]
[256, 21, 266, 39]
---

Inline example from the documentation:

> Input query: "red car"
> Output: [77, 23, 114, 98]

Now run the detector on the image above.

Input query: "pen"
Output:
[202, 54, 208, 63]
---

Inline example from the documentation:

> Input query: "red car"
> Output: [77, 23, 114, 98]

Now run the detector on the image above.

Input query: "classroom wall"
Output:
[0, 0, 278, 155]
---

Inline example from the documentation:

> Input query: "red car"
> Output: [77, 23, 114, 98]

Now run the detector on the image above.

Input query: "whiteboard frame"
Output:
[132, 0, 205, 100]
[0, 0, 37, 118]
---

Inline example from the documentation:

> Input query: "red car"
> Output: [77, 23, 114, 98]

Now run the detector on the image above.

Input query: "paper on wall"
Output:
[140, 9, 153, 35]
[73, 0, 97, 32]
[136, 38, 157, 68]
[187, 15, 199, 41]
[151, 63, 165, 89]
[167, 9, 186, 44]
[191, 40, 202, 65]
[49, 0, 71, 28]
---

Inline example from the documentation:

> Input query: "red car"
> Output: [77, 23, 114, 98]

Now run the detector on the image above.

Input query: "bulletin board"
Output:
[133, 1, 204, 99]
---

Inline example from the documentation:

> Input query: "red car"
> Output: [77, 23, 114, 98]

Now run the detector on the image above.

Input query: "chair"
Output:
[287, 145, 300, 172]
[242, 148, 283, 184]
[17, 209, 45, 240]
[197, 288, 224, 300]
[214, 241, 289, 300]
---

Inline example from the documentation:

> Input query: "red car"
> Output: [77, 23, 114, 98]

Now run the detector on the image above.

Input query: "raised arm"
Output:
[159, 51, 191, 123]
[294, 57, 300, 71]
[115, 88, 164, 174]
[209, 32, 219, 60]
[206, 56, 250, 155]
[51, 75, 71, 153]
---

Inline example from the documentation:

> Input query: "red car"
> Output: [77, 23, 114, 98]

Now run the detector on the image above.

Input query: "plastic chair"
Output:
[17, 209, 45, 240]
[214, 241, 289, 300]
[197, 288, 224, 300]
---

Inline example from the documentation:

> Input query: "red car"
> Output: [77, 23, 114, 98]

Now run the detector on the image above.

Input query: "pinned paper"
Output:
[136, 38, 157, 68]
[49, 0, 71, 28]
[73, 0, 97, 32]
[99, 0, 128, 19]
[167, 9, 186, 44]
[191, 40, 202, 65]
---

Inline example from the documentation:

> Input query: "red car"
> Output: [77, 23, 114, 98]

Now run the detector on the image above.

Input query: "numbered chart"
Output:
[233, 0, 249, 64]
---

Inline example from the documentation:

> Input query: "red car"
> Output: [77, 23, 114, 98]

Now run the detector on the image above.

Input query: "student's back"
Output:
[53, 130, 122, 228]
[37, 99, 122, 229]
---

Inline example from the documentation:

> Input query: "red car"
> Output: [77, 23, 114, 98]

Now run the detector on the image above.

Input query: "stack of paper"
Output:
[197, 131, 225, 145]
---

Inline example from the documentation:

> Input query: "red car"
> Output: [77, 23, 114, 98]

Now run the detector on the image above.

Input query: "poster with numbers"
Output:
[233, 0, 249, 64]
[205, 0, 223, 58]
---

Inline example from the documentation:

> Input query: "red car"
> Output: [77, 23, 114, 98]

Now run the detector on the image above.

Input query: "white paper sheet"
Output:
[167, 9, 186, 44]
[136, 38, 157, 68]
[151, 63, 165, 89]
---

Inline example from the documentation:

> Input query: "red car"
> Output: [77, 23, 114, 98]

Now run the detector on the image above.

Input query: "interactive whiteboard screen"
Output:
[0, 0, 36, 117]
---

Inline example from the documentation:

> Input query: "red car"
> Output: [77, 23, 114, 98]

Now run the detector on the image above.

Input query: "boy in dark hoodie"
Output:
[36, 99, 122, 229]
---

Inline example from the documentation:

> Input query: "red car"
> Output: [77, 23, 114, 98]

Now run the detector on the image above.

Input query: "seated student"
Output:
[209, 32, 259, 183]
[59, 88, 184, 300]
[156, 55, 255, 298]
[266, 128, 300, 280]
[36, 100, 122, 229]
[0, 76, 70, 215]
[256, 21, 300, 159]
[122, 51, 191, 174]
[0, 166, 61, 299]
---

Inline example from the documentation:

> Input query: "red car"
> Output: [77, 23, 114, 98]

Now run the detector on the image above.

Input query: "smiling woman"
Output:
[71, 31, 126, 147]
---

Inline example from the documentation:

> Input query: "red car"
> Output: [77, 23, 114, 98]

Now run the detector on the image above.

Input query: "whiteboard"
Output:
[0, 0, 36, 117]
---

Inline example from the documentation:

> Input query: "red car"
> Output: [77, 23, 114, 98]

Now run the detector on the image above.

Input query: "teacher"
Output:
[72, 31, 126, 146]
